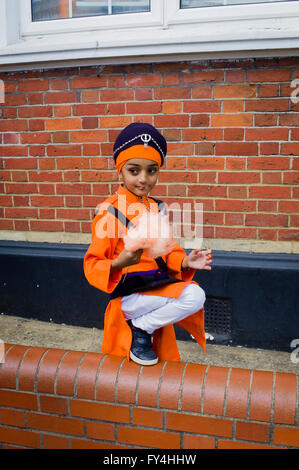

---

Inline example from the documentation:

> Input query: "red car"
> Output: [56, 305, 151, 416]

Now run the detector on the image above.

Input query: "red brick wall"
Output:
[0, 57, 299, 248]
[0, 343, 298, 449]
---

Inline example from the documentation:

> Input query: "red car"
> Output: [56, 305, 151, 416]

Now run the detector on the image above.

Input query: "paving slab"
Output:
[0, 314, 298, 374]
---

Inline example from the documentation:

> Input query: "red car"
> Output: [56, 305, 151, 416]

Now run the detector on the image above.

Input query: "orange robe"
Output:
[84, 185, 206, 362]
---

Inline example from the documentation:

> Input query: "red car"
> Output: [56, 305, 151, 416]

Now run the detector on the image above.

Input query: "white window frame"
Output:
[1, 0, 299, 70]
[166, 0, 299, 25]
[21, 0, 164, 36]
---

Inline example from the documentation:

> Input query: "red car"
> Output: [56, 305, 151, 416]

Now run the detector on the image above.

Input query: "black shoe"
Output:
[127, 320, 158, 366]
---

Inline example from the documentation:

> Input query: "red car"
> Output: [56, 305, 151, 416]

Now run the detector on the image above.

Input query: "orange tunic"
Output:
[83, 185, 206, 362]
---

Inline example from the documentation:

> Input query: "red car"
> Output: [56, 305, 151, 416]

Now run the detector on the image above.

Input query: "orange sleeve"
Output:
[83, 210, 123, 294]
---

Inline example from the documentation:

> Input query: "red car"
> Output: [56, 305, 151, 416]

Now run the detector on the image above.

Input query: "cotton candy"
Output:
[123, 211, 176, 258]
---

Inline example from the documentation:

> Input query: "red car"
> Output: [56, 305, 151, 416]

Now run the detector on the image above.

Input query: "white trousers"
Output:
[121, 283, 206, 335]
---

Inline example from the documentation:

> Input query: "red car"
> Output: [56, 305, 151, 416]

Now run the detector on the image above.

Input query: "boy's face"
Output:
[120, 158, 159, 197]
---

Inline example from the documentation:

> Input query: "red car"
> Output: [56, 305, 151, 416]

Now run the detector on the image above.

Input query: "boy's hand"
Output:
[183, 249, 212, 271]
[111, 248, 143, 272]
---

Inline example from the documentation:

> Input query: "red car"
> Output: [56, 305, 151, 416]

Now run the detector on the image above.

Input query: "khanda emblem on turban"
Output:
[141, 133, 152, 148]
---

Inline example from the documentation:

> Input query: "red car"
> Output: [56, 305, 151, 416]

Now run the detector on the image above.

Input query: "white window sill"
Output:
[1, 18, 299, 71]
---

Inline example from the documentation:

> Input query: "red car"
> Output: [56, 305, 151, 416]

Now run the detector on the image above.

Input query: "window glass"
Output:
[181, 0, 296, 8]
[31, 0, 150, 21]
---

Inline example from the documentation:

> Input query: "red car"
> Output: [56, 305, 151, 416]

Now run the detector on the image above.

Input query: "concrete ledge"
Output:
[0, 343, 298, 449]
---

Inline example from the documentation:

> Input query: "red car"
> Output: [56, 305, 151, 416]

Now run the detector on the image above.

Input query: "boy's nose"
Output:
[138, 172, 146, 182]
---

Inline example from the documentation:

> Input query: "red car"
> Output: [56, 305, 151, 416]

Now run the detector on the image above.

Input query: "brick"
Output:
[102, 116, 134, 131]
[273, 373, 297, 425]
[76, 352, 104, 400]
[117, 425, 180, 449]
[283, 172, 299, 184]
[18, 347, 48, 392]
[158, 362, 185, 410]
[182, 71, 223, 84]
[0, 426, 40, 448]
[73, 103, 106, 116]
[71, 438, 123, 449]
[45, 91, 77, 104]
[278, 229, 299, 241]
[132, 408, 163, 428]
[27, 412, 84, 436]
[20, 132, 51, 144]
[17, 79, 49, 92]
[70, 130, 107, 142]
[182, 128, 222, 141]
[71, 76, 106, 89]
[29, 171, 62, 182]
[95, 355, 123, 402]
[127, 73, 161, 87]
[39, 396, 68, 415]
[213, 84, 256, 98]
[247, 157, 290, 170]
[36, 348, 68, 394]
[70, 400, 130, 424]
[183, 434, 215, 449]
[246, 128, 289, 141]
[154, 87, 190, 100]
[222, 100, 244, 113]
[101, 89, 134, 101]
[188, 185, 227, 198]
[258, 84, 279, 98]
[249, 370, 273, 422]
[246, 214, 288, 227]
[137, 362, 164, 407]
[218, 440, 276, 449]
[56, 183, 91, 195]
[236, 421, 270, 443]
[86, 421, 115, 441]
[166, 412, 233, 437]
[249, 186, 291, 199]
[0, 409, 26, 427]
[203, 366, 229, 416]
[50, 78, 68, 90]
[216, 227, 256, 239]
[116, 359, 140, 405]
[181, 363, 206, 413]
[184, 100, 219, 113]
[31, 196, 64, 207]
[218, 172, 260, 184]
[216, 142, 258, 156]
[127, 101, 161, 114]
[43, 434, 70, 449]
[0, 146, 28, 157]
[0, 344, 31, 389]
[247, 69, 291, 82]
[211, 113, 253, 127]
[4, 133, 19, 144]
[5, 158, 37, 170]
[262, 172, 282, 184]
[30, 220, 63, 232]
[54, 105, 72, 117]
[154, 115, 189, 128]
[246, 99, 289, 112]
[19, 106, 52, 118]
[255, 114, 278, 126]
[273, 426, 299, 447]
[0, 390, 38, 410]
[45, 118, 81, 130]
[55, 350, 86, 396]
[47, 145, 82, 156]
[188, 157, 224, 170]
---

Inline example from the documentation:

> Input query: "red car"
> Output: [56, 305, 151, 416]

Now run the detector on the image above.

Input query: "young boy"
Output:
[84, 122, 212, 365]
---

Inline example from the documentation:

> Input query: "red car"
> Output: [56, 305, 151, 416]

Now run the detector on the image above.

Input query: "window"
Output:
[31, 0, 150, 22]
[180, 0, 296, 7]
[1, 0, 299, 69]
